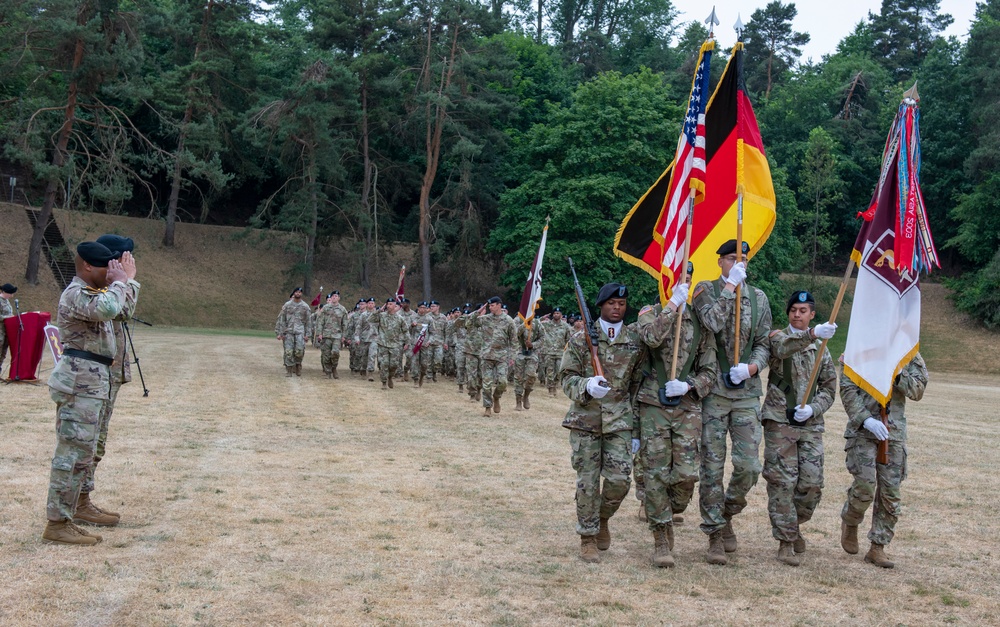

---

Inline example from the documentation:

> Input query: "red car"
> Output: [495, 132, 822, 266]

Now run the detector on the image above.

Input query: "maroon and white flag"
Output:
[395, 265, 405, 301]
[518, 220, 549, 326]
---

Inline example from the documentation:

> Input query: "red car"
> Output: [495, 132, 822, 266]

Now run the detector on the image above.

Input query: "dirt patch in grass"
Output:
[1, 330, 997, 625]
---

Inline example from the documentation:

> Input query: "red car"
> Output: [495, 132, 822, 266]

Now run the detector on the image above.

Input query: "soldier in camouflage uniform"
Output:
[513, 317, 544, 411]
[345, 302, 361, 373]
[635, 270, 718, 567]
[409, 301, 435, 386]
[369, 298, 409, 388]
[762, 291, 838, 566]
[355, 298, 378, 380]
[839, 352, 927, 569]
[0, 283, 15, 376]
[275, 287, 313, 376]
[42, 242, 138, 546]
[316, 290, 348, 378]
[540, 308, 572, 396]
[399, 299, 416, 381]
[462, 306, 483, 401]
[452, 308, 469, 392]
[561, 283, 645, 563]
[469, 297, 517, 415]
[426, 301, 447, 381]
[692, 240, 772, 565]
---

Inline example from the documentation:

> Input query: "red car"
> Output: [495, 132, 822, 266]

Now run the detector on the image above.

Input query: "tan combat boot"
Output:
[367, 370, 375, 382]
[458, 383, 464, 392]
[382, 381, 388, 389]
[673, 513, 684, 524]
[651, 529, 675, 568]
[332, 368, 339, 379]
[841, 520, 859, 555]
[666, 523, 675, 551]
[794, 533, 806, 554]
[515, 395, 524, 411]
[285, 366, 294, 377]
[74, 492, 119, 527]
[721, 517, 738, 552]
[864, 543, 894, 568]
[418, 373, 424, 387]
[777, 541, 801, 566]
[483, 405, 492, 417]
[431, 372, 437, 382]
[706, 531, 728, 565]
[387, 377, 394, 389]
[295, 364, 302, 376]
[548, 386, 556, 396]
[522, 389, 531, 409]
[580, 536, 601, 563]
[42, 520, 102, 545]
[492, 392, 501, 413]
[596, 518, 612, 550]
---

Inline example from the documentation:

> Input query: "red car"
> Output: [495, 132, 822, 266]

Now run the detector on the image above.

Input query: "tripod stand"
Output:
[122, 317, 151, 396]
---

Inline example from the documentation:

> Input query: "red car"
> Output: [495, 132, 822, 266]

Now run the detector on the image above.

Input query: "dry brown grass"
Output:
[1, 329, 998, 626]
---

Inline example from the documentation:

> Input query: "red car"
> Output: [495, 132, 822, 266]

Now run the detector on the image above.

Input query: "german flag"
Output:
[615, 42, 775, 295]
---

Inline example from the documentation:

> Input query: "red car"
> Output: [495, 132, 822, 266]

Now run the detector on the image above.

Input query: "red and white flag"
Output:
[518, 219, 548, 326]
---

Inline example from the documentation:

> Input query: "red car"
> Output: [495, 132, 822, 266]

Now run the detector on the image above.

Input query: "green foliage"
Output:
[868, 0, 954, 83]
[798, 127, 844, 275]
[948, 248, 1000, 329]
[743, 1, 810, 100]
[749, 161, 803, 321]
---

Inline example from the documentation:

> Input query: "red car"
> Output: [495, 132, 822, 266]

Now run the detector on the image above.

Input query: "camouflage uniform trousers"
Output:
[414, 344, 434, 378]
[47, 391, 106, 521]
[282, 332, 306, 367]
[349, 341, 362, 372]
[541, 355, 561, 388]
[480, 358, 509, 408]
[355, 342, 372, 373]
[570, 430, 632, 536]
[640, 402, 701, 529]
[512, 351, 539, 396]
[699, 395, 762, 534]
[453, 344, 466, 384]
[841, 437, 906, 546]
[762, 421, 824, 542]
[378, 346, 403, 383]
[81, 382, 121, 494]
[465, 353, 481, 394]
[366, 340, 378, 373]
[429, 344, 444, 375]
[319, 338, 341, 374]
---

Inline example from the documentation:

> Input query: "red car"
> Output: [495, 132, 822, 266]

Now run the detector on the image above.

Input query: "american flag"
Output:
[658, 41, 714, 296]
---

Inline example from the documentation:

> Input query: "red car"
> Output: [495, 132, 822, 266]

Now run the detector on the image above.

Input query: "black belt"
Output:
[63, 348, 114, 367]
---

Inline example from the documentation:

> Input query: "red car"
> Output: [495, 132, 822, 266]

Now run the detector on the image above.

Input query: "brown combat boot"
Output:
[492, 392, 501, 413]
[596, 518, 612, 550]
[387, 377, 394, 389]
[794, 533, 806, 554]
[458, 383, 464, 392]
[382, 381, 388, 389]
[367, 370, 375, 382]
[332, 368, 339, 379]
[483, 406, 492, 417]
[431, 372, 437, 382]
[580, 536, 601, 563]
[515, 395, 524, 411]
[777, 541, 801, 566]
[721, 517, 738, 552]
[285, 366, 294, 377]
[673, 514, 684, 524]
[418, 374, 424, 387]
[42, 520, 102, 546]
[864, 543, 895, 568]
[651, 529, 675, 568]
[522, 389, 532, 409]
[706, 531, 728, 565]
[666, 523, 675, 551]
[475, 390, 482, 401]
[637, 500, 647, 522]
[74, 492, 119, 527]
[548, 386, 556, 396]
[295, 364, 302, 376]
[841, 520, 859, 555]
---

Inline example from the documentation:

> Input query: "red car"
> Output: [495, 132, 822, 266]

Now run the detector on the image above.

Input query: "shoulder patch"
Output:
[638, 305, 654, 317]
[692, 286, 705, 299]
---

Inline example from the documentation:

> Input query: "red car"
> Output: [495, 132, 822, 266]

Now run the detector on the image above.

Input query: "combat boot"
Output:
[475, 390, 482, 401]
[596, 518, 612, 550]
[706, 531, 728, 565]
[522, 389, 531, 409]
[458, 383, 464, 392]
[864, 543, 894, 568]
[666, 523, 675, 551]
[777, 541, 801, 566]
[483, 406, 492, 417]
[721, 517, 738, 552]
[285, 366, 294, 377]
[42, 520, 102, 546]
[431, 371, 437, 382]
[580, 536, 601, 563]
[492, 392, 501, 413]
[418, 373, 424, 387]
[841, 520, 859, 555]
[74, 492, 119, 527]
[382, 381, 388, 389]
[651, 529, 675, 568]
[673, 514, 684, 524]
[295, 364, 302, 376]
[515, 395, 524, 411]
[794, 533, 807, 554]
[367, 370, 375, 382]
[548, 386, 556, 396]
[332, 368, 339, 379]
[387, 377, 394, 389]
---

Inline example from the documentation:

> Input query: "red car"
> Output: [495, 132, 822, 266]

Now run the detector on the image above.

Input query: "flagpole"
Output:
[733, 195, 744, 368]
[797, 257, 856, 412]
[669, 199, 695, 377]
[731, 17, 745, 376]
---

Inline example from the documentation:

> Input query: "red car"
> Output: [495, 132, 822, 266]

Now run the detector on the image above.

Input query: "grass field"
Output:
[1, 329, 998, 626]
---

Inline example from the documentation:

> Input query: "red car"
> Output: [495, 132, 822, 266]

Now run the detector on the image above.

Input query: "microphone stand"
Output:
[13, 298, 23, 381]
[122, 320, 150, 397]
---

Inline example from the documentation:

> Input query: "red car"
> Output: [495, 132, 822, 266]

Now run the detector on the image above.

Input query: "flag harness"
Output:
[767, 339, 821, 425]
[710, 280, 759, 382]
[650, 307, 701, 407]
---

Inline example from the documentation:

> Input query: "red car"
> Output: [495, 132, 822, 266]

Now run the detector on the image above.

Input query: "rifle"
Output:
[567, 257, 608, 386]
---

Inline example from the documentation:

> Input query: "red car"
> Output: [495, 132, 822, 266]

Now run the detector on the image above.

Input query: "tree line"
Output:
[2, 0, 998, 326]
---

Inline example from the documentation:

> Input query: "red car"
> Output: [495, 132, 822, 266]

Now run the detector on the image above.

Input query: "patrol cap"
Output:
[77, 242, 116, 268]
[96, 234, 134, 258]
[486, 296, 502, 305]
[786, 290, 816, 314]
[716, 239, 750, 256]
[595, 283, 628, 307]
[0, 283, 16, 294]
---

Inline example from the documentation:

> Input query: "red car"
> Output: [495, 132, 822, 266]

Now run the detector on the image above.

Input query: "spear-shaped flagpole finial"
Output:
[902, 81, 919, 104]
[705, 6, 720, 36]
[545, 215, 551, 226]
[734, 14, 744, 38]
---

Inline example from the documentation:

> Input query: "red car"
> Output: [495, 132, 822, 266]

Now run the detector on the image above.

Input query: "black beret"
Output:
[716, 239, 750, 256]
[96, 234, 134, 258]
[595, 283, 628, 307]
[366, 297, 375, 302]
[553, 307, 562, 313]
[77, 242, 116, 268]
[329, 290, 339, 296]
[290, 287, 303, 297]
[0, 283, 16, 294]
[430, 300, 439, 305]
[402, 298, 410, 303]
[386, 297, 397, 304]
[501, 304, 508, 310]
[487, 296, 502, 305]
[786, 290, 815, 314]
[687, 261, 694, 275]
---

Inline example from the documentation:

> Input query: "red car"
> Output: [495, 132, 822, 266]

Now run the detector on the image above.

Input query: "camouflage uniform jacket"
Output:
[540, 319, 572, 356]
[840, 353, 927, 443]
[275, 300, 312, 337]
[48, 276, 139, 399]
[692, 277, 772, 399]
[450, 317, 468, 344]
[354, 310, 377, 343]
[635, 304, 718, 411]
[317, 303, 348, 340]
[762, 326, 837, 431]
[410, 312, 435, 343]
[470, 311, 516, 361]
[427, 312, 447, 346]
[516, 320, 545, 355]
[560, 321, 645, 436]
[0, 298, 11, 318]
[460, 314, 482, 355]
[370, 310, 409, 349]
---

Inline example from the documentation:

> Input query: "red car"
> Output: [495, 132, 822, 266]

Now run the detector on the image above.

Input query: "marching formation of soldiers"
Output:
[275, 240, 926, 571]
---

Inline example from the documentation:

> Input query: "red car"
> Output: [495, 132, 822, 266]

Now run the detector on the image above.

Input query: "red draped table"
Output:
[5, 311, 51, 381]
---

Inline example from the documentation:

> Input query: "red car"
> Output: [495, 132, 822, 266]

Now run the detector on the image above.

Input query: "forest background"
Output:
[2, 0, 998, 326]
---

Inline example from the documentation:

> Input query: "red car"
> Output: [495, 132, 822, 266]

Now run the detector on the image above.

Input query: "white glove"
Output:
[863, 417, 889, 441]
[631, 438, 640, 455]
[793, 404, 814, 421]
[669, 283, 690, 309]
[813, 322, 837, 340]
[664, 379, 690, 397]
[725, 262, 747, 286]
[729, 363, 751, 384]
[586, 375, 610, 399]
